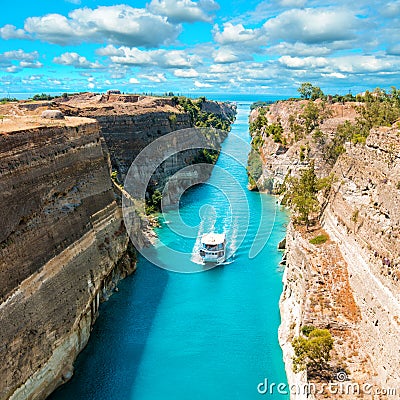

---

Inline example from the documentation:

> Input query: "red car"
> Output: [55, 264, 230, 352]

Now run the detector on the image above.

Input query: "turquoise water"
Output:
[49, 101, 289, 400]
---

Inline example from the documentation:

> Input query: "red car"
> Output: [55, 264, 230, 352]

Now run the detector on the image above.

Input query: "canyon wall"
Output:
[57, 94, 234, 191]
[0, 94, 235, 400]
[253, 100, 400, 398]
[0, 117, 134, 400]
[322, 126, 400, 387]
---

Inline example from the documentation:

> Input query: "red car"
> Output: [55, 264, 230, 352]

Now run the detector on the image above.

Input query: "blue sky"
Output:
[1, 0, 400, 96]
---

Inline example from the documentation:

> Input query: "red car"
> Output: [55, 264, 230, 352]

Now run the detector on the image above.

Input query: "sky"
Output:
[1, 0, 400, 97]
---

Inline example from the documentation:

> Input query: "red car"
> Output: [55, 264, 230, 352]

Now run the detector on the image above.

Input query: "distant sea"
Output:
[0, 92, 289, 103]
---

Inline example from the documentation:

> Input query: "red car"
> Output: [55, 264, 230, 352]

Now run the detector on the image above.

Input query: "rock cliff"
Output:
[254, 99, 400, 398]
[0, 94, 235, 400]
[0, 116, 134, 400]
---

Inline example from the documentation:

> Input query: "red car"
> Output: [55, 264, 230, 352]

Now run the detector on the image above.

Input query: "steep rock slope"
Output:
[253, 99, 400, 398]
[0, 117, 134, 400]
[322, 126, 400, 387]
[0, 94, 235, 400]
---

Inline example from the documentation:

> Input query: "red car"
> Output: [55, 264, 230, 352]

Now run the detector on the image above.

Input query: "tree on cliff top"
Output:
[298, 83, 325, 100]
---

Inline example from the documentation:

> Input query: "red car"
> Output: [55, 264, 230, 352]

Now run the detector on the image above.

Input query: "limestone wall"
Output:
[0, 119, 133, 400]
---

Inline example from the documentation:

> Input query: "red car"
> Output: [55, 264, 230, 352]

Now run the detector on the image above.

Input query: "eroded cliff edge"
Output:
[0, 116, 133, 400]
[0, 94, 236, 400]
[250, 99, 400, 398]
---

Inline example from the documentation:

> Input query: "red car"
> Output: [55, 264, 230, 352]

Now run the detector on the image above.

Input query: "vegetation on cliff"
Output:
[292, 326, 334, 377]
[280, 161, 332, 228]
[249, 84, 400, 190]
[146, 96, 235, 214]
[174, 96, 234, 131]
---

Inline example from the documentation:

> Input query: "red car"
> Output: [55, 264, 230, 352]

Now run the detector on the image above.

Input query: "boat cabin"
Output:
[200, 232, 226, 263]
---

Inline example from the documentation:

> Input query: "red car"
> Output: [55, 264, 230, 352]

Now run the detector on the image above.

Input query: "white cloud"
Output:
[0, 24, 30, 40]
[213, 23, 262, 45]
[6, 66, 19, 73]
[129, 77, 140, 84]
[0, 49, 42, 72]
[19, 61, 42, 68]
[322, 72, 347, 79]
[148, 0, 219, 23]
[279, 0, 306, 7]
[194, 80, 212, 87]
[3, 50, 39, 61]
[213, 48, 243, 63]
[264, 8, 359, 44]
[22, 5, 181, 47]
[209, 64, 231, 73]
[139, 73, 167, 82]
[53, 52, 103, 69]
[88, 82, 95, 89]
[173, 68, 199, 77]
[380, 1, 400, 17]
[269, 42, 332, 56]
[334, 55, 396, 73]
[279, 55, 329, 69]
[98, 45, 202, 68]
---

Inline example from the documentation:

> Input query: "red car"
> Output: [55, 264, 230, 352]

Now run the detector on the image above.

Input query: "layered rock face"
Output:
[255, 100, 400, 397]
[57, 94, 232, 200]
[0, 94, 235, 400]
[322, 126, 400, 387]
[0, 117, 133, 400]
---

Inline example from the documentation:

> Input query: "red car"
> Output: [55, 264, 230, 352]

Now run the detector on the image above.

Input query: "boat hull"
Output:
[200, 251, 225, 264]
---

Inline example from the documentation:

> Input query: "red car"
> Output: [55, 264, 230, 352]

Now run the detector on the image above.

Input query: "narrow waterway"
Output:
[49, 100, 289, 400]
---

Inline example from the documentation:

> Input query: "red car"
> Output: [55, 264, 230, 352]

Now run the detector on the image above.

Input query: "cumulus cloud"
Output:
[194, 80, 212, 88]
[3, 50, 39, 61]
[53, 52, 103, 69]
[322, 72, 347, 79]
[0, 24, 30, 40]
[380, 1, 400, 17]
[97, 45, 202, 68]
[279, 55, 329, 69]
[139, 73, 167, 82]
[21, 5, 180, 47]
[0, 49, 42, 72]
[264, 8, 359, 44]
[212, 47, 254, 63]
[173, 68, 199, 77]
[279, 0, 306, 7]
[269, 42, 332, 56]
[333, 55, 396, 73]
[129, 77, 140, 84]
[148, 0, 219, 23]
[213, 23, 263, 45]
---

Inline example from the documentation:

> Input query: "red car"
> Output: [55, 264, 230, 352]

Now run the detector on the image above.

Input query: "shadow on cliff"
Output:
[48, 254, 169, 400]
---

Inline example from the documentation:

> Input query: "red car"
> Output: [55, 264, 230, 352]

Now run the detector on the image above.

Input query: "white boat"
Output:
[199, 232, 226, 264]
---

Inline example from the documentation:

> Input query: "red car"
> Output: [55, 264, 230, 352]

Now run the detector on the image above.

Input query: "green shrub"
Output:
[168, 114, 177, 124]
[247, 149, 263, 188]
[292, 328, 334, 373]
[309, 234, 328, 245]
[301, 325, 316, 337]
[145, 189, 163, 215]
